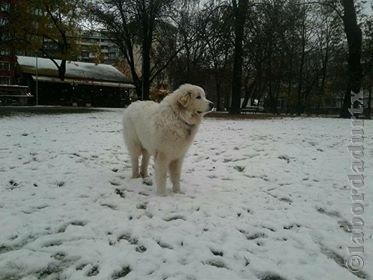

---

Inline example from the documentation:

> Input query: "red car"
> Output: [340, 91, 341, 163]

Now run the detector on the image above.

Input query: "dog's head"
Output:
[171, 84, 213, 124]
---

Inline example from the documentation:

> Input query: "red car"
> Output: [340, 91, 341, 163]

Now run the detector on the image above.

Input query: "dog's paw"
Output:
[156, 189, 167, 196]
[173, 190, 185, 195]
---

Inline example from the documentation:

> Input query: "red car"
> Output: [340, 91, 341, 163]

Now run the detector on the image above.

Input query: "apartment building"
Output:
[77, 31, 121, 65]
[0, 0, 17, 85]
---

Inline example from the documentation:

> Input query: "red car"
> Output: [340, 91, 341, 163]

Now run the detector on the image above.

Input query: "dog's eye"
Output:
[196, 96, 201, 99]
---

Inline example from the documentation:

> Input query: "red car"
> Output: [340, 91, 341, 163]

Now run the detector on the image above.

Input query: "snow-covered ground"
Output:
[0, 109, 372, 280]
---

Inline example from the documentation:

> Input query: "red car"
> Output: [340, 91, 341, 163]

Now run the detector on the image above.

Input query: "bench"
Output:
[241, 106, 264, 114]
[0, 85, 33, 106]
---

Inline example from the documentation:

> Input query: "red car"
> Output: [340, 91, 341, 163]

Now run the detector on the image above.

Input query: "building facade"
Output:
[77, 31, 121, 65]
[0, 0, 17, 85]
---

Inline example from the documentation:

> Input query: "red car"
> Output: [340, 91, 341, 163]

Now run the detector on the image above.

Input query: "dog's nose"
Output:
[208, 101, 214, 111]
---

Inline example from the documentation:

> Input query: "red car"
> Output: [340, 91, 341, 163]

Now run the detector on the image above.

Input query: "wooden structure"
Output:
[16, 56, 135, 107]
[0, 84, 32, 105]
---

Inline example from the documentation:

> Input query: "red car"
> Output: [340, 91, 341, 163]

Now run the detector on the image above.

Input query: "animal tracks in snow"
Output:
[0, 111, 372, 280]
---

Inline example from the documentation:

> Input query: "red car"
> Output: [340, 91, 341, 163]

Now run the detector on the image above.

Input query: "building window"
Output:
[33, 8, 44, 16]
[0, 3, 10, 12]
[0, 61, 10, 71]
[0, 32, 10, 42]
[0, 49, 10, 56]
[0, 18, 9, 26]
[0, 76, 10, 85]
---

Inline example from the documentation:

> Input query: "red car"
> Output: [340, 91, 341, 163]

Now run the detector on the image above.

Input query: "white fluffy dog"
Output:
[122, 84, 213, 195]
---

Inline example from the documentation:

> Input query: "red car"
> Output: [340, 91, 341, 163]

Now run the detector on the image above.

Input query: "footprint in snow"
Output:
[110, 180, 121, 186]
[136, 202, 147, 210]
[163, 215, 185, 222]
[8, 180, 19, 189]
[38, 263, 63, 278]
[278, 155, 290, 163]
[101, 203, 118, 210]
[278, 197, 292, 204]
[316, 207, 341, 218]
[52, 252, 66, 260]
[210, 249, 224, 256]
[157, 240, 173, 249]
[135, 245, 147, 253]
[56, 181, 65, 187]
[58, 220, 87, 233]
[86, 265, 100, 277]
[233, 165, 245, 172]
[114, 188, 126, 198]
[258, 273, 287, 280]
[204, 259, 228, 269]
[43, 240, 63, 247]
[246, 232, 267, 240]
[70, 220, 87, 226]
[117, 233, 138, 245]
[283, 224, 301, 230]
[112, 266, 131, 279]
[142, 177, 153, 186]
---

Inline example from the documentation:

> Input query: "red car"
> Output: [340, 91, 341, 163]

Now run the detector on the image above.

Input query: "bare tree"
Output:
[362, 14, 373, 118]
[339, 0, 363, 118]
[230, 0, 249, 114]
[89, 0, 176, 100]
[201, 1, 233, 110]
[11, 0, 82, 80]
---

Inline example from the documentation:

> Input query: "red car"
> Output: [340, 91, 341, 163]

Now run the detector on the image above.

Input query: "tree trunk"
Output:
[133, 79, 142, 100]
[230, 0, 248, 114]
[339, 0, 363, 118]
[216, 81, 221, 111]
[214, 69, 222, 111]
[318, 38, 329, 114]
[297, 12, 306, 116]
[368, 85, 372, 119]
[58, 60, 66, 81]
[287, 48, 294, 114]
[241, 79, 255, 109]
[119, 42, 141, 100]
[141, 23, 152, 100]
[241, 74, 251, 108]
[274, 81, 280, 114]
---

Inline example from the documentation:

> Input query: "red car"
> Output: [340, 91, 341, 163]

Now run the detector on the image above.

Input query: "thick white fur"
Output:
[122, 84, 212, 195]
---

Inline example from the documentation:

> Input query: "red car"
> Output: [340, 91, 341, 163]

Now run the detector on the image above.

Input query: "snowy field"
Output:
[0, 108, 372, 280]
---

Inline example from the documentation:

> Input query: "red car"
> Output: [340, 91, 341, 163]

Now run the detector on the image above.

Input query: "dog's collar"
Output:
[179, 117, 196, 136]
[181, 119, 195, 128]
[168, 104, 195, 134]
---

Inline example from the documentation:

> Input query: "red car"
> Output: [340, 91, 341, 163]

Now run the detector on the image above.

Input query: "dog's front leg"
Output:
[169, 158, 182, 193]
[130, 155, 140, 178]
[155, 152, 168, 195]
[140, 149, 150, 178]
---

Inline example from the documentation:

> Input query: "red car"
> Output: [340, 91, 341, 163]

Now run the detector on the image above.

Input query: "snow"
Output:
[0, 109, 372, 280]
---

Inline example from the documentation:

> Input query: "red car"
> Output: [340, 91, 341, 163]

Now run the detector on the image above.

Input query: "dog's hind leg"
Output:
[140, 149, 150, 178]
[128, 142, 142, 178]
[169, 158, 182, 193]
[155, 152, 168, 195]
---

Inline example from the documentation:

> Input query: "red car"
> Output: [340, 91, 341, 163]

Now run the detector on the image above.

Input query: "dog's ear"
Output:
[178, 91, 191, 108]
